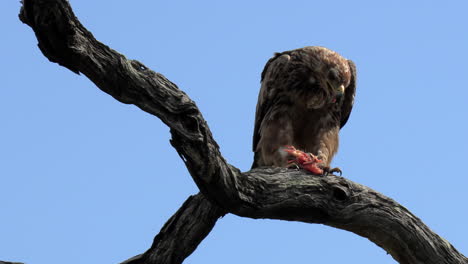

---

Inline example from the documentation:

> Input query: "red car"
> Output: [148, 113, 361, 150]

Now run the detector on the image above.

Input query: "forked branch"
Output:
[19, 1, 467, 264]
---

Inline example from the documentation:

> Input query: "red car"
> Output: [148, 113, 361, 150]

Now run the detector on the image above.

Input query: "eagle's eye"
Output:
[328, 69, 339, 82]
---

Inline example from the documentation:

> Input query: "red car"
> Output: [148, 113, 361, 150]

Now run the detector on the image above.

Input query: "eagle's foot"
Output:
[282, 145, 324, 175]
[286, 162, 300, 170]
[322, 166, 342, 176]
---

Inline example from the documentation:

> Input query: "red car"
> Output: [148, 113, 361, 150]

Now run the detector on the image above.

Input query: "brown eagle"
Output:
[251, 46, 356, 174]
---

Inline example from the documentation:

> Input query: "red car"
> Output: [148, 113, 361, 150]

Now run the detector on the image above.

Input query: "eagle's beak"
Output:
[329, 84, 345, 104]
[335, 84, 345, 97]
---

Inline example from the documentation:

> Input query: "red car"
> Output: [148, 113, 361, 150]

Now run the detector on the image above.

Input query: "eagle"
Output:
[251, 46, 356, 174]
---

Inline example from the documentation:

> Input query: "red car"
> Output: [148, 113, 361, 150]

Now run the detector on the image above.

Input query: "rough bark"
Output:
[120, 194, 226, 264]
[18, 1, 467, 264]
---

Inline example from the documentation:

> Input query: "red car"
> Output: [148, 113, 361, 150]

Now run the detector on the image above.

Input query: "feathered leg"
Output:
[255, 114, 294, 167]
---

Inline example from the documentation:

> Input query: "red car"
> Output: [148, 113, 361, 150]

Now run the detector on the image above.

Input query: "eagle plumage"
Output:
[252, 46, 356, 172]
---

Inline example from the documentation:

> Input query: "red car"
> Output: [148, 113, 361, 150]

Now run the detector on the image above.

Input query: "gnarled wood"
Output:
[121, 193, 225, 264]
[19, 1, 467, 264]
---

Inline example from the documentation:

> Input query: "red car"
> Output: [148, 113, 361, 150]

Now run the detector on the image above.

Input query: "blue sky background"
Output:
[2, 1, 468, 263]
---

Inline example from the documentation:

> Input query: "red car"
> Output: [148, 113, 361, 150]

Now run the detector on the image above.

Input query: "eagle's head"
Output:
[262, 46, 353, 110]
[300, 46, 352, 108]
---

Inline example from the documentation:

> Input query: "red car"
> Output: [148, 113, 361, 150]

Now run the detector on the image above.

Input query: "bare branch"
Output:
[121, 194, 225, 264]
[19, 1, 468, 264]
[232, 168, 467, 264]
[20, 0, 231, 205]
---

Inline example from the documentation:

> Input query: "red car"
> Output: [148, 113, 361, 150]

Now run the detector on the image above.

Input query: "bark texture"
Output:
[19, 1, 467, 264]
[120, 194, 226, 264]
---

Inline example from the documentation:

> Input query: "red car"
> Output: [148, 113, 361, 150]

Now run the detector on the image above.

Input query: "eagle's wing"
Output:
[252, 52, 292, 167]
[340, 60, 357, 128]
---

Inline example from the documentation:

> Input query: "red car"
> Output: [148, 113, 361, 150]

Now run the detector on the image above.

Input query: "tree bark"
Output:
[19, 1, 467, 264]
[120, 193, 225, 264]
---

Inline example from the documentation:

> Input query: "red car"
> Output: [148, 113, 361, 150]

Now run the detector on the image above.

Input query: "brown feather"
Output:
[252, 46, 356, 169]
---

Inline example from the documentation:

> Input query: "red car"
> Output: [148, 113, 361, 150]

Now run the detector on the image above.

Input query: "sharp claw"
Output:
[286, 162, 300, 170]
[322, 167, 342, 176]
[329, 167, 342, 176]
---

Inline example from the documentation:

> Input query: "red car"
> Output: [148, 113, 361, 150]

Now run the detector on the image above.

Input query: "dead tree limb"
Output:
[120, 193, 225, 264]
[19, 1, 467, 264]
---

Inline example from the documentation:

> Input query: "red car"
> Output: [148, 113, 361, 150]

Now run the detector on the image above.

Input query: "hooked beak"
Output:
[328, 83, 345, 104]
[327, 81, 345, 97]
[335, 84, 345, 97]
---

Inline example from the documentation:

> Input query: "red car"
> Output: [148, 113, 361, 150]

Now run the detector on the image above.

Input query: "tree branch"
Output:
[19, 1, 467, 264]
[120, 193, 225, 264]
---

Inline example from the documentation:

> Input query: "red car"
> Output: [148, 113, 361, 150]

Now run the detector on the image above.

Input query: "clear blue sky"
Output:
[2, 1, 467, 263]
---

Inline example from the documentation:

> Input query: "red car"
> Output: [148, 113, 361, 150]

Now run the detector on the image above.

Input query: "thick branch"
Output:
[121, 193, 225, 264]
[19, 1, 467, 264]
[233, 168, 467, 264]
[20, 0, 233, 207]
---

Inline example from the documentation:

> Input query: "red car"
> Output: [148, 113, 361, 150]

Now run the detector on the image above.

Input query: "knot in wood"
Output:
[332, 186, 348, 201]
